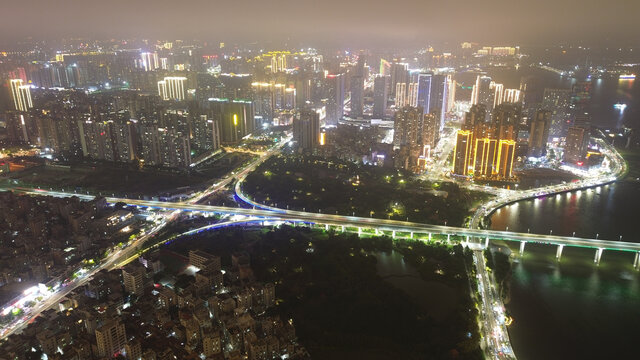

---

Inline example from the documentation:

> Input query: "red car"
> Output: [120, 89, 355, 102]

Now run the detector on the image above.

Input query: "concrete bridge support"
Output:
[594, 248, 604, 265]
[325, 224, 329, 231]
[341, 225, 345, 233]
[392, 230, 396, 239]
[410, 232, 413, 239]
[358, 227, 362, 236]
[428, 233, 432, 241]
[556, 245, 564, 261]
[634, 252, 640, 270]
[485, 236, 489, 248]
[519, 241, 526, 256]
[447, 234, 451, 242]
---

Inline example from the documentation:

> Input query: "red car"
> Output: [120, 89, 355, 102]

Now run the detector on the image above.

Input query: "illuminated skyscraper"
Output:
[395, 83, 407, 108]
[373, 75, 389, 118]
[503, 89, 521, 104]
[416, 72, 433, 113]
[490, 82, 504, 108]
[452, 130, 473, 176]
[140, 52, 159, 71]
[430, 74, 449, 130]
[471, 75, 492, 108]
[293, 108, 321, 151]
[473, 138, 498, 177]
[9, 79, 33, 112]
[528, 109, 552, 157]
[325, 74, 345, 125]
[496, 140, 516, 178]
[158, 76, 187, 101]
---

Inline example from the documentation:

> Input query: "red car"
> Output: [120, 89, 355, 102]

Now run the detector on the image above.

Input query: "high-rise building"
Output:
[472, 138, 498, 177]
[492, 103, 521, 141]
[393, 106, 422, 148]
[395, 82, 408, 108]
[464, 104, 491, 139]
[565, 126, 589, 164]
[496, 140, 516, 178]
[95, 320, 127, 357]
[350, 57, 365, 118]
[122, 264, 146, 296]
[390, 63, 409, 97]
[9, 79, 33, 112]
[78, 120, 116, 161]
[542, 88, 572, 137]
[430, 74, 449, 130]
[447, 77, 457, 113]
[158, 77, 187, 101]
[293, 108, 321, 151]
[452, 130, 473, 176]
[528, 110, 552, 158]
[490, 82, 504, 108]
[157, 128, 191, 168]
[503, 89, 521, 104]
[140, 52, 159, 71]
[325, 74, 345, 125]
[422, 113, 440, 150]
[113, 122, 136, 162]
[207, 98, 255, 143]
[193, 115, 221, 152]
[416, 72, 433, 114]
[470, 75, 492, 108]
[373, 75, 389, 118]
[139, 126, 162, 165]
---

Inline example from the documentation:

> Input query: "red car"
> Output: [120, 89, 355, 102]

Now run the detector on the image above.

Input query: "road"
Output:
[0, 136, 291, 340]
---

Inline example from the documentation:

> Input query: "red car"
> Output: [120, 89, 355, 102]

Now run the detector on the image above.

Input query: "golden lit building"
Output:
[452, 130, 473, 176]
[472, 138, 498, 177]
[496, 140, 516, 178]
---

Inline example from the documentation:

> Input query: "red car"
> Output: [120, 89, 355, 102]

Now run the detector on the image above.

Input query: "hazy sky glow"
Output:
[0, 0, 637, 46]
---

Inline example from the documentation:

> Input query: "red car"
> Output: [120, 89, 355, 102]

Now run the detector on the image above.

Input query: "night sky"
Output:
[0, 0, 637, 46]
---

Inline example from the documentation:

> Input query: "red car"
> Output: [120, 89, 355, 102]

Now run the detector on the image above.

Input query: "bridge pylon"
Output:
[519, 241, 526, 256]
[556, 245, 564, 261]
[594, 248, 604, 265]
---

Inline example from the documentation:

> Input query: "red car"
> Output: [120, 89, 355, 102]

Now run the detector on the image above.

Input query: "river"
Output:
[470, 66, 640, 359]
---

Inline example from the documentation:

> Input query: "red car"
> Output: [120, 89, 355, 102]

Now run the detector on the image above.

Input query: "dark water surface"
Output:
[479, 67, 640, 359]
